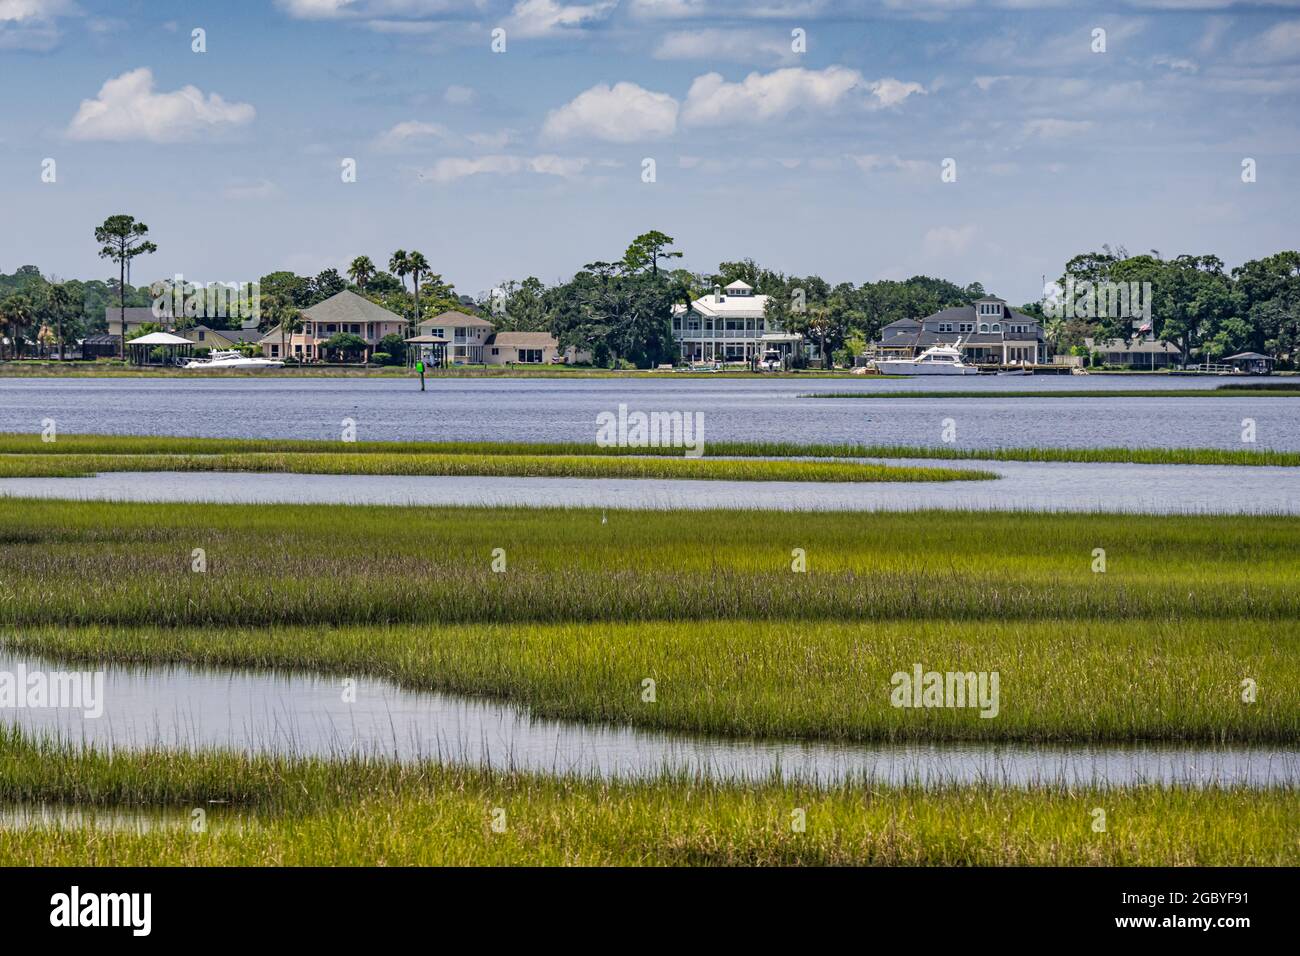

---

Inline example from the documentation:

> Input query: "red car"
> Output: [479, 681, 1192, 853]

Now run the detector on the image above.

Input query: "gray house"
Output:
[876, 296, 1045, 365]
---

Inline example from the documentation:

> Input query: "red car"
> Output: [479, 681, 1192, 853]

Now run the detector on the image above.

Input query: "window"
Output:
[491, 348, 499, 356]
[937, 322, 954, 333]
[991, 323, 1002, 333]
[197, 330, 206, 341]
[979, 323, 989, 333]
[519, 349, 543, 363]
[959, 322, 974, 333]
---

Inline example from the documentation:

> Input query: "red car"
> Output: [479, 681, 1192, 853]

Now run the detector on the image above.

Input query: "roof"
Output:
[83, 334, 117, 345]
[127, 331, 192, 346]
[419, 310, 494, 329]
[1086, 337, 1182, 354]
[404, 334, 449, 344]
[187, 325, 264, 344]
[257, 324, 283, 344]
[301, 290, 404, 325]
[490, 331, 557, 348]
[723, 280, 753, 292]
[689, 291, 770, 318]
[104, 306, 164, 323]
[1224, 352, 1274, 361]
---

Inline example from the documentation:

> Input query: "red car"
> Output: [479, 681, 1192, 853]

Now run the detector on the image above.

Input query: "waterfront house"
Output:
[875, 297, 1045, 366]
[1084, 335, 1183, 369]
[485, 331, 591, 365]
[416, 310, 495, 364]
[259, 290, 407, 362]
[184, 323, 264, 352]
[1224, 351, 1275, 375]
[671, 280, 804, 364]
[105, 306, 164, 338]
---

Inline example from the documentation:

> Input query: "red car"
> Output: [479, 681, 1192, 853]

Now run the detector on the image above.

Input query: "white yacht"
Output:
[871, 341, 980, 376]
[183, 349, 284, 370]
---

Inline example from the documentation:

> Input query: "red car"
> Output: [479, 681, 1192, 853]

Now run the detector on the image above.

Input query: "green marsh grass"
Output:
[806, 387, 1300, 399]
[0, 451, 989, 483]
[3, 431, 1296, 466]
[0, 731, 1293, 865]
[12, 619, 1296, 743]
[2, 501, 1297, 629]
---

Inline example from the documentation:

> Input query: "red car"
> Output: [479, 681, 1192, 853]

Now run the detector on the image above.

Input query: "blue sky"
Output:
[1, 0, 1298, 304]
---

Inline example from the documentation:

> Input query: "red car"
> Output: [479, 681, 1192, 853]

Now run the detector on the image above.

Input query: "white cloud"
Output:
[870, 76, 927, 107]
[923, 225, 977, 259]
[654, 28, 795, 64]
[1152, 54, 1198, 72]
[542, 81, 679, 142]
[1236, 19, 1300, 62]
[374, 119, 453, 150]
[506, 0, 616, 38]
[417, 154, 589, 183]
[0, 0, 75, 50]
[680, 66, 923, 126]
[276, 0, 356, 18]
[1022, 117, 1094, 139]
[66, 68, 255, 143]
[0, 0, 75, 21]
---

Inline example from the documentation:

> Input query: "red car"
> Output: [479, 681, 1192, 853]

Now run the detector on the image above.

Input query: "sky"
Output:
[1, 0, 1298, 305]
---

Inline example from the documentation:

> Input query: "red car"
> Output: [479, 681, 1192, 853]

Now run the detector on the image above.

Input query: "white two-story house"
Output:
[671, 280, 804, 364]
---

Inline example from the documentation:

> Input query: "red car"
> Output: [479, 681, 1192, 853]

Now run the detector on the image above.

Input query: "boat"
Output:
[183, 349, 284, 370]
[871, 340, 980, 376]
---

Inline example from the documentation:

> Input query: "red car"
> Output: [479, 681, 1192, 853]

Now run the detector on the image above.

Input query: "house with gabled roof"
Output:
[876, 296, 1046, 366]
[415, 310, 495, 364]
[259, 290, 407, 361]
[671, 280, 804, 364]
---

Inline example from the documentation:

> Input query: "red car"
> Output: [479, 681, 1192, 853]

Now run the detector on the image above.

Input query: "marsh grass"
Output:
[0, 451, 990, 483]
[11, 618, 1296, 743]
[2, 501, 1297, 628]
[0, 731, 1292, 865]
[2, 432, 1295, 466]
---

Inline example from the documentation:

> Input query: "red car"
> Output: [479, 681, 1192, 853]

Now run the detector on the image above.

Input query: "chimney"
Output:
[714, 284, 723, 302]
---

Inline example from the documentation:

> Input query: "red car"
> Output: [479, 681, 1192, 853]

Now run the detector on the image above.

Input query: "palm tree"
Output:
[45, 283, 76, 361]
[0, 294, 35, 360]
[347, 256, 375, 292]
[407, 251, 430, 329]
[265, 295, 303, 363]
[389, 250, 413, 331]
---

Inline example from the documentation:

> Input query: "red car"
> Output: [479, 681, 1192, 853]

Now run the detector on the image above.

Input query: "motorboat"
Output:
[183, 349, 284, 370]
[871, 340, 980, 376]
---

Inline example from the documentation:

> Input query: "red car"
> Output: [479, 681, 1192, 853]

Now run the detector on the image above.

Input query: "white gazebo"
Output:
[127, 331, 194, 366]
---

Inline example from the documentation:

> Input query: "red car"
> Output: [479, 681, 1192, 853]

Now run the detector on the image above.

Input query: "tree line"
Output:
[1, 217, 1297, 368]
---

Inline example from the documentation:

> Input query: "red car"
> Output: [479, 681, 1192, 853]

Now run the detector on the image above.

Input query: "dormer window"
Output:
[991, 323, 1002, 333]
[979, 323, 989, 333]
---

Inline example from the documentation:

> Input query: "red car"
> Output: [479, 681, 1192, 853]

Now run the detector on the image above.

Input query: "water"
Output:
[1, 651, 1292, 789]
[2, 459, 1297, 513]
[1, 376, 1297, 450]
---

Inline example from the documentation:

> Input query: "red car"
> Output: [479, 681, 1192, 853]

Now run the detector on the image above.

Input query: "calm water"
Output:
[1, 651, 1292, 789]
[1, 376, 1297, 450]
[3, 459, 1297, 513]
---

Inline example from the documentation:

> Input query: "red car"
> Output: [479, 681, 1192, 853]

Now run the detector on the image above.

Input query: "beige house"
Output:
[417, 311, 495, 364]
[260, 290, 407, 362]
[105, 307, 165, 338]
[184, 324, 264, 352]
[486, 331, 590, 365]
